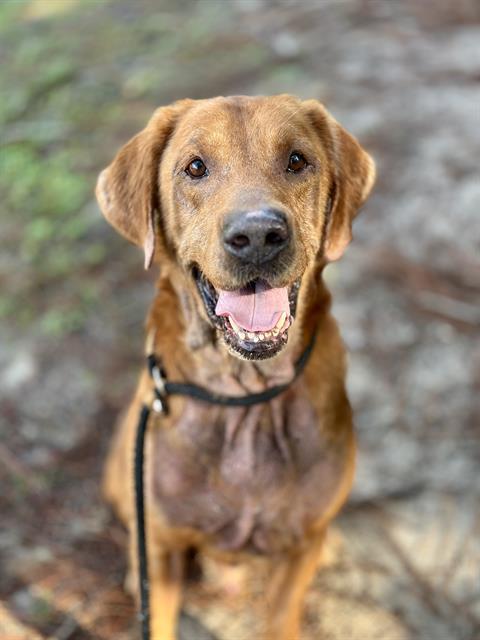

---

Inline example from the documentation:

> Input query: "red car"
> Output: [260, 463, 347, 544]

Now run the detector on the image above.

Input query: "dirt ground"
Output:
[1, 1, 479, 639]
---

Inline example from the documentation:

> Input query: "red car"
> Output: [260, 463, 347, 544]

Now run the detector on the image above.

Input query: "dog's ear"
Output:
[96, 99, 192, 269]
[303, 100, 376, 262]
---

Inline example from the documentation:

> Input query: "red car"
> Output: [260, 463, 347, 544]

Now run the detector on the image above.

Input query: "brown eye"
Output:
[287, 152, 307, 173]
[186, 158, 208, 178]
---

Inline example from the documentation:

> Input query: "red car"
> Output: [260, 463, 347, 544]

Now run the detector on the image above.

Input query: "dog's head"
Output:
[96, 95, 375, 360]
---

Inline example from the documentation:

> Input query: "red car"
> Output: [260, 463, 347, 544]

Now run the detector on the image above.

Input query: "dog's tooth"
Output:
[253, 335, 259, 343]
[238, 331, 246, 340]
[264, 331, 272, 339]
[272, 328, 279, 337]
[258, 333, 265, 341]
[247, 332, 256, 341]
[229, 317, 241, 333]
[275, 312, 287, 330]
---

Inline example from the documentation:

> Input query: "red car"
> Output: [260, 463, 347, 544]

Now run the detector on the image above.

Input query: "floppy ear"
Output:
[96, 99, 192, 269]
[304, 100, 376, 262]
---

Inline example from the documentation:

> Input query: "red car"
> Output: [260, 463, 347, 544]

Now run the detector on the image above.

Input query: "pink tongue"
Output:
[215, 281, 290, 332]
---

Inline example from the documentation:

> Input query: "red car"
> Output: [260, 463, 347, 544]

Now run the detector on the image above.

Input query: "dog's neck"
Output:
[147, 266, 329, 395]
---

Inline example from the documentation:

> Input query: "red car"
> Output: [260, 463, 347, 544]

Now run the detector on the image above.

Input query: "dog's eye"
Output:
[186, 158, 208, 178]
[287, 152, 307, 173]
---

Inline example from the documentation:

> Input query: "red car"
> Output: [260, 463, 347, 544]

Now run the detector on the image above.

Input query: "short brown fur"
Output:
[97, 94, 375, 639]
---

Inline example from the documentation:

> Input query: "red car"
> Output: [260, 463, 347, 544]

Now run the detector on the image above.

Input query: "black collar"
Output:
[146, 327, 317, 414]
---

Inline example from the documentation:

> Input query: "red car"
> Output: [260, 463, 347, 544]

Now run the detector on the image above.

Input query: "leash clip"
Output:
[147, 354, 169, 415]
[151, 363, 166, 395]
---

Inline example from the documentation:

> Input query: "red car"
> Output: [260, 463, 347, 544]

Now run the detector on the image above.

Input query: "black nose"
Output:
[223, 209, 290, 265]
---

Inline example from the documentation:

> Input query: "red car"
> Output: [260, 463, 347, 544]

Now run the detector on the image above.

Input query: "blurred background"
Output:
[1, 1, 479, 638]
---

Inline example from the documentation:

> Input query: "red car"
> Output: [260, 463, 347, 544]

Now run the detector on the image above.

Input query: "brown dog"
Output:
[96, 94, 375, 640]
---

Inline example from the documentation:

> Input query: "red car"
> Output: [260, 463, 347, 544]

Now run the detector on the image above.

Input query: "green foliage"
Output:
[0, 143, 92, 270]
[1, 146, 88, 218]
[40, 307, 86, 337]
[0, 1, 27, 33]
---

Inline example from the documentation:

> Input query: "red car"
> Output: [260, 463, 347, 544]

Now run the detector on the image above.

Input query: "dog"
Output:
[96, 94, 375, 640]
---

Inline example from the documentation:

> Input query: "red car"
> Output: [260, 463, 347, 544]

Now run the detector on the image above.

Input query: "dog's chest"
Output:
[151, 391, 344, 554]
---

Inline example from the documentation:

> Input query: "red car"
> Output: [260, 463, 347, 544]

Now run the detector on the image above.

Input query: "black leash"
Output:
[134, 328, 317, 640]
[134, 405, 151, 640]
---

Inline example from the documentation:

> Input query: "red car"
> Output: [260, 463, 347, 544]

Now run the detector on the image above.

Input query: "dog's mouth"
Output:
[193, 267, 300, 360]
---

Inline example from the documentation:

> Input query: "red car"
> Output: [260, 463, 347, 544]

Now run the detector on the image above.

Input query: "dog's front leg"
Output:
[128, 529, 184, 640]
[148, 543, 185, 640]
[262, 533, 325, 640]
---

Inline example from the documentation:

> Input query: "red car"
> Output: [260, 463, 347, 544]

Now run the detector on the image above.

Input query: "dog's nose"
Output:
[223, 209, 290, 265]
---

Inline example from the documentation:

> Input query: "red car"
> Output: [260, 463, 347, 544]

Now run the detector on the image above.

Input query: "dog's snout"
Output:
[223, 209, 290, 265]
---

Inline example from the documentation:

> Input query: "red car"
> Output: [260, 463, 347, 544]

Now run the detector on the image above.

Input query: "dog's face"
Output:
[97, 95, 375, 360]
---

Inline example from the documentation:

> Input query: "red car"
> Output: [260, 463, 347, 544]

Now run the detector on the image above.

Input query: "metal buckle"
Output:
[150, 362, 168, 414]
[151, 363, 166, 395]
[152, 393, 167, 414]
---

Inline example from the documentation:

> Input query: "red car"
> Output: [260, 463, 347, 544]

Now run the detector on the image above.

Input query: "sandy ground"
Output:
[1, 1, 479, 639]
